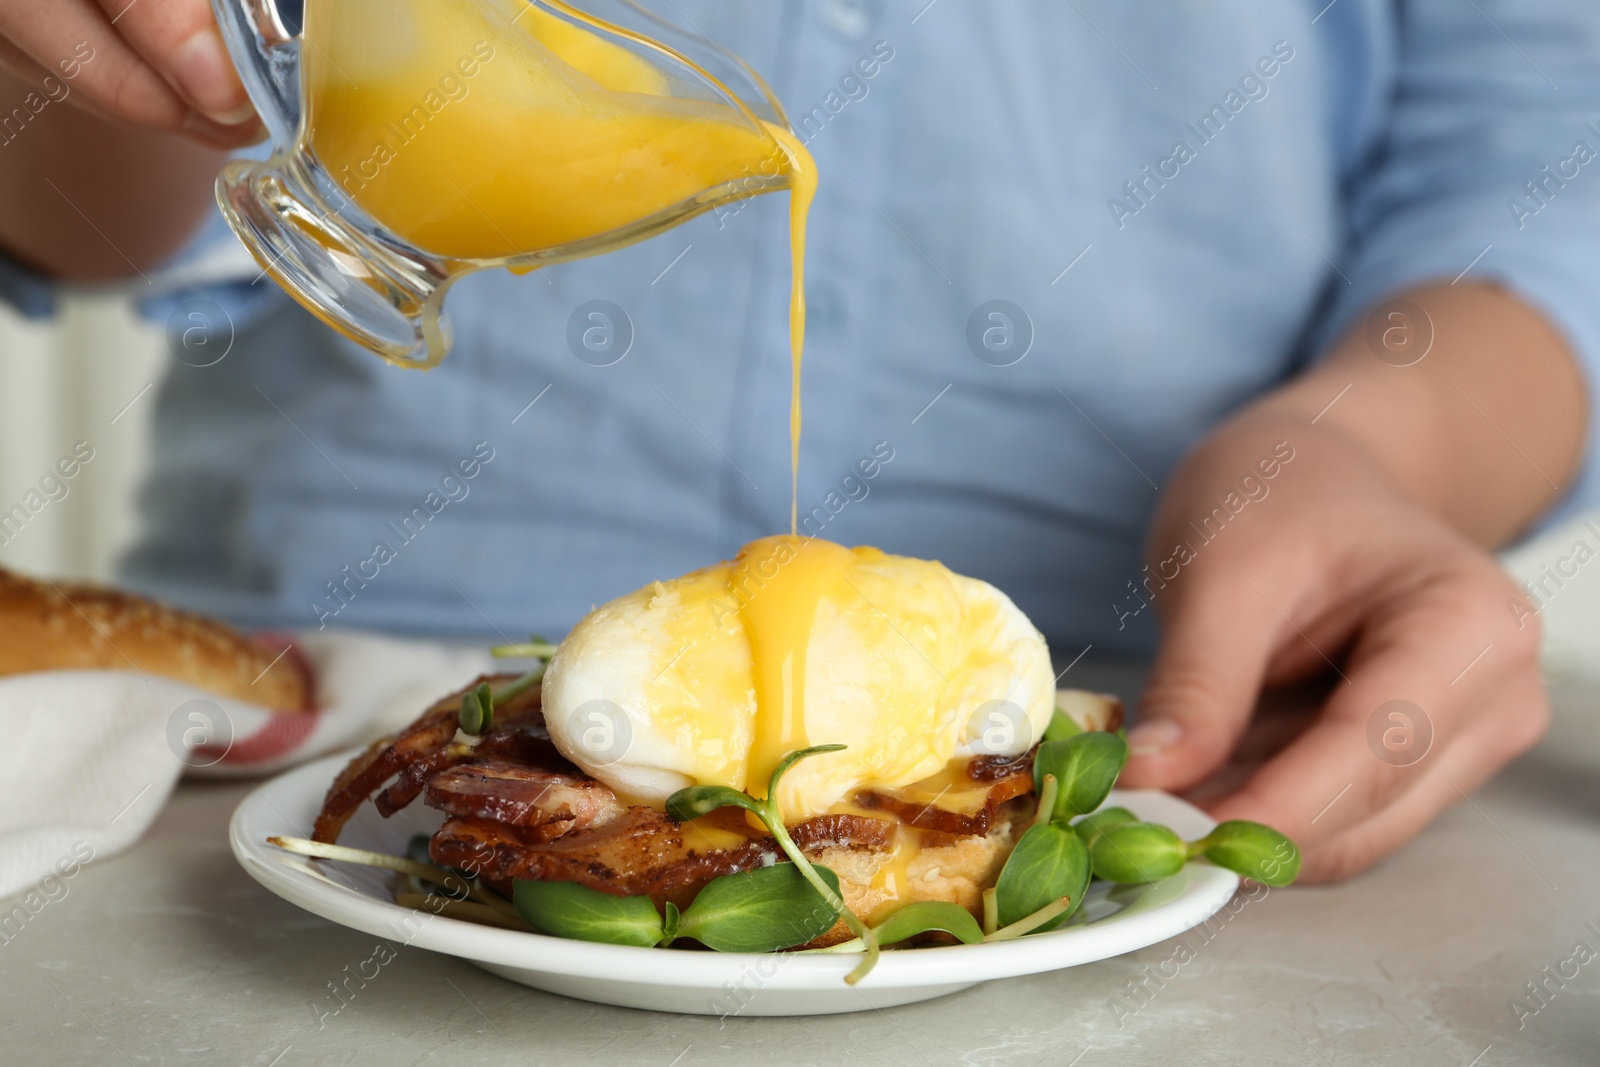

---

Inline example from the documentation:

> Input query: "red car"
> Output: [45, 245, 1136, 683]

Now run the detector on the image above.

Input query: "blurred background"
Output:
[0, 295, 162, 580]
[3, 296, 1599, 682]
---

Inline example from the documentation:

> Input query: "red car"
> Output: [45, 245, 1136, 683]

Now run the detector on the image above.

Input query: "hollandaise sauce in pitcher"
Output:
[298, 0, 816, 528]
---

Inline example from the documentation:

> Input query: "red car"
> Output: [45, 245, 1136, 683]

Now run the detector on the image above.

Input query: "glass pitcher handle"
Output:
[211, 0, 302, 146]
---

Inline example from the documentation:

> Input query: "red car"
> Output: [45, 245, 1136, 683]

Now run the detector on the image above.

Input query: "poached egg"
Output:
[540, 536, 1053, 820]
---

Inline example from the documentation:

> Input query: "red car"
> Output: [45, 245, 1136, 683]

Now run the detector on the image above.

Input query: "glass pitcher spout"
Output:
[211, 0, 812, 368]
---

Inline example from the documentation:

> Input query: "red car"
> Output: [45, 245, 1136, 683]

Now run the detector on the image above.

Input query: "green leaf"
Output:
[660, 901, 681, 946]
[458, 682, 495, 735]
[870, 901, 984, 946]
[822, 900, 987, 952]
[1071, 806, 1139, 849]
[664, 784, 764, 823]
[676, 863, 842, 953]
[1033, 732, 1129, 822]
[1041, 707, 1083, 742]
[1193, 820, 1302, 887]
[1089, 822, 1187, 884]
[994, 823, 1091, 930]
[512, 880, 664, 947]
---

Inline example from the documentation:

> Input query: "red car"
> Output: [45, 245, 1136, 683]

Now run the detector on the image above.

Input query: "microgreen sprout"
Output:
[984, 896, 1072, 941]
[460, 639, 557, 735]
[993, 822, 1091, 929]
[513, 863, 842, 952]
[1033, 731, 1128, 822]
[671, 863, 842, 952]
[1032, 773, 1059, 828]
[666, 743, 882, 984]
[1070, 806, 1138, 849]
[819, 894, 1085, 953]
[489, 668, 544, 706]
[1088, 822, 1188, 884]
[513, 880, 671, 948]
[267, 836, 520, 920]
[811, 900, 984, 953]
[490, 639, 559, 660]
[1189, 820, 1302, 887]
[458, 682, 494, 735]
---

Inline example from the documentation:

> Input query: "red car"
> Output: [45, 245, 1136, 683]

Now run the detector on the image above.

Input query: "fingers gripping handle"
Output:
[211, 0, 300, 145]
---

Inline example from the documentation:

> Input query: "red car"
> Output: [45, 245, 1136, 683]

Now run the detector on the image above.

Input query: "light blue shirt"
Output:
[9, 0, 1600, 654]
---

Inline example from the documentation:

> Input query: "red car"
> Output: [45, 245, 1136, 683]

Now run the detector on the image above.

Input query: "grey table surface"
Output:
[2, 660, 1597, 1067]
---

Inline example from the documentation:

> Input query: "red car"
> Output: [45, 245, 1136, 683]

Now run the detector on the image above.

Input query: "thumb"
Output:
[1120, 577, 1279, 792]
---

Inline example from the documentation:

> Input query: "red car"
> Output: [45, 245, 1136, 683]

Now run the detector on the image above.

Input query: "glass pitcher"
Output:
[211, 0, 808, 368]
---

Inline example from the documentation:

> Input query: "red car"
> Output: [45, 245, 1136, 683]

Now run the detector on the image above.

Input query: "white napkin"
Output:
[0, 629, 498, 901]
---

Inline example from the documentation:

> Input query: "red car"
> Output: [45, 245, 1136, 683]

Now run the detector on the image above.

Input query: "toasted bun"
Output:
[0, 567, 312, 711]
[796, 692, 1123, 947]
[1056, 688, 1124, 733]
[804, 802, 1032, 947]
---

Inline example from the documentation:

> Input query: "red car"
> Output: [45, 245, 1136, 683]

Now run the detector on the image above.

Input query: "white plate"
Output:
[231, 753, 1240, 1016]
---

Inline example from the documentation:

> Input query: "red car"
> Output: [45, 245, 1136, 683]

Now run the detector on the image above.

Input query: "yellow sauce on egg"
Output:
[731, 536, 854, 802]
[621, 538, 1020, 821]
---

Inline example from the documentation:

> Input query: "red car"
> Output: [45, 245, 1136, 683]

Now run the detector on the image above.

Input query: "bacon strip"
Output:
[373, 720, 571, 818]
[430, 810, 895, 906]
[968, 749, 1035, 783]
[374, 747, 468, 818]
[311, 673, 539, 842]
[853, 764, 1036, 837]
[425, 757, 624, 841]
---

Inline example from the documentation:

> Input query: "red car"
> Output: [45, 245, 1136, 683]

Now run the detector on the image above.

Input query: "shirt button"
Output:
[816, 0, 881, 42]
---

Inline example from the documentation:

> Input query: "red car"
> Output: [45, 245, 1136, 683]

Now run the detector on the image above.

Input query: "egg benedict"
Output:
[310, 537, 1121, 934]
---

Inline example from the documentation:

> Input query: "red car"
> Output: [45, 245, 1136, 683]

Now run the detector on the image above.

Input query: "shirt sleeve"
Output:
[0, 246, 59, 319]
[1316, 0, 1600, 528]
[0, 206, 283, 329]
